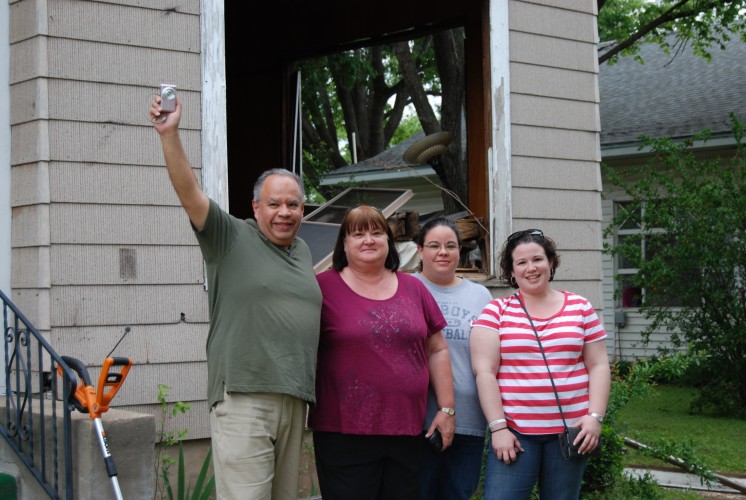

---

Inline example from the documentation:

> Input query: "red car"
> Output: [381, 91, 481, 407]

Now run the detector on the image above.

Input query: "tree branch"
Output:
[392, 41, 441, 133]
[598, 0, 727, 64]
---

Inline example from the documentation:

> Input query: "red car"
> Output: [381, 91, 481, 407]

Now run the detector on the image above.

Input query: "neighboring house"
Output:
[319, 131, 446, 215]
[599, 36, 746, 360]
[1, 0, 604, 445]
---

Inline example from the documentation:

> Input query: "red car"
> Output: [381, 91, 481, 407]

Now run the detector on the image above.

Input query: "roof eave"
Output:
[601, 135, 739, 160]
[319, 165, 437, 185]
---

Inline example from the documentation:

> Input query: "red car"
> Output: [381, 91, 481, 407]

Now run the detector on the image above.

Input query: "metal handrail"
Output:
[0, 289, 76, 499]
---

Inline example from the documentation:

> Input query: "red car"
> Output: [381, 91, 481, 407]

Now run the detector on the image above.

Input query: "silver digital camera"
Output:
[160, 84, 177, 112]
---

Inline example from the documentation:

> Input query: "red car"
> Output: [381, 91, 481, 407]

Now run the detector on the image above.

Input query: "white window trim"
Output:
[614, 200, 669, 308]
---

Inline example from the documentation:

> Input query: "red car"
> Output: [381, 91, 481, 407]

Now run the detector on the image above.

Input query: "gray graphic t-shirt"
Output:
[414, 273, 493, 437]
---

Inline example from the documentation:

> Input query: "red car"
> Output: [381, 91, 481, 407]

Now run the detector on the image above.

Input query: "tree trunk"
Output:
[394, 29, 468, 213]
[434, 28, 467, 213]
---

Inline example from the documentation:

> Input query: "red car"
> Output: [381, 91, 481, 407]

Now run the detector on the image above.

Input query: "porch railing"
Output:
[0, 289, 76, 499]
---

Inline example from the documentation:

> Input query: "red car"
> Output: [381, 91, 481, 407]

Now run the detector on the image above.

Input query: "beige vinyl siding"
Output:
[49, 205, 199, 245]
[50, 245, 204, 285]
[119, 401, 211, 443]
[511, 157, 601, 191]
[9, 1, 209, 437]
[48, 285, 208, 326]
[507, 0, 605, 317]
[50, 323, 206, 366]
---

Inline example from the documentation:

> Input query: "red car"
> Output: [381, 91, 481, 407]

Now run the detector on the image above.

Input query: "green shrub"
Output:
[580, 358, 656, 496]
[162, 443, 215, 500]
[582, 426, 625, 494]
[584, 471, 664, 500]
[154, 384, 191, 499]
[154, 384, 214, 500]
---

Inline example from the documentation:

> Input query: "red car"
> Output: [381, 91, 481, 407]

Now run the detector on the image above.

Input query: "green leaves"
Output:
[604, 114, 746, 414]
[163, 443, 215, 500]
[598, 0, 746, 64]
[154, 385, 214, 499]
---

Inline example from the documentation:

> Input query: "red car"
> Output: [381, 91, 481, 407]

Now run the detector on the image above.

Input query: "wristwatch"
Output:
[589, 412, 604, 423]
[439, 407, 455, 416]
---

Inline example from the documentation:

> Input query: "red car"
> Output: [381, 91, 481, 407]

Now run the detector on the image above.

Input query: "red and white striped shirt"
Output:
[473, 291, 606, 435]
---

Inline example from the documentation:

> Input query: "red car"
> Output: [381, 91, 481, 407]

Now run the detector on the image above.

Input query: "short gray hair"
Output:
[252, 169, 305, 202]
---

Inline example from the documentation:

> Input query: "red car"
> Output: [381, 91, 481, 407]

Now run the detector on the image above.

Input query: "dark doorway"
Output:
[224, 0, 489, 221]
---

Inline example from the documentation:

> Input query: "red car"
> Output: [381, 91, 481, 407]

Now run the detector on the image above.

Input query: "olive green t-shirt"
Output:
[195, 200, 322, 408]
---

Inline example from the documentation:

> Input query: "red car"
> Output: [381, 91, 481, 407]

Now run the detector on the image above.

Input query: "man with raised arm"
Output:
[150, 94, 322, 500]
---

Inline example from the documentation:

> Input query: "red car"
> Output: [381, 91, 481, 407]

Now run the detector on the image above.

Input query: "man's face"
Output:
[252, 175, 304, 248]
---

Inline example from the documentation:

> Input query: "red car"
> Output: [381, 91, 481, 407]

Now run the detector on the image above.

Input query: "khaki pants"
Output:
[210, 391, 306, 500]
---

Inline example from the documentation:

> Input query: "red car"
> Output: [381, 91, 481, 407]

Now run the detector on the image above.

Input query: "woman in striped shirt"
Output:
[470, 229, 610, 500]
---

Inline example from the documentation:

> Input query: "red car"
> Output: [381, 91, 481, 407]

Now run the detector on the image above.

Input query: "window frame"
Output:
[614, 200, 677, 308]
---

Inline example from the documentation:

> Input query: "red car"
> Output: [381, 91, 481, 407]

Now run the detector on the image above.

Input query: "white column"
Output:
[200, 0, 229, 211]
[488, 0, 513, 273]
[1, 0, 11, 297]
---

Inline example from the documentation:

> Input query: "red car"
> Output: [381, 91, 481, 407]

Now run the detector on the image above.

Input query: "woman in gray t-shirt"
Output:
[414, 217, 493, 500]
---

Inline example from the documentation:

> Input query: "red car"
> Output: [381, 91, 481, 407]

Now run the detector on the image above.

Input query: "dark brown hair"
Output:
[498, 230, 560, 288]
[332, 205, 400, 271]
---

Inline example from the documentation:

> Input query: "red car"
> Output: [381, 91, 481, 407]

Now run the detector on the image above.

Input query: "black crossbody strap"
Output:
[514, 293, 570, 432]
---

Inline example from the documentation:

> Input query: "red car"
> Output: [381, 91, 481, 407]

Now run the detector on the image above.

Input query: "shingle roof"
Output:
[599, 36, 746, 148]
[327, 131, 427, 176]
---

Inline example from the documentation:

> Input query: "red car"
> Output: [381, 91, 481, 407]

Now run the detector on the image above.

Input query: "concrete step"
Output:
[625, 467, 746, 495]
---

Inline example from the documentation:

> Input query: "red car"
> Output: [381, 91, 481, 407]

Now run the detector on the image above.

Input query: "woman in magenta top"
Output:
[470, 229, 610, 500]
[310, 205, 455, 500]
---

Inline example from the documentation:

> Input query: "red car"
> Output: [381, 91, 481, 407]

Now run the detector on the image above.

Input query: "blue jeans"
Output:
[483, 430, 589, 500]
[419, 433, 487, 500]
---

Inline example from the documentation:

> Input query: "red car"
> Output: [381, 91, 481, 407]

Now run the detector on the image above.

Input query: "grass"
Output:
[616, 384, 746, 475]
[469, 385, 746, 499]
[659, 491, 704, 499]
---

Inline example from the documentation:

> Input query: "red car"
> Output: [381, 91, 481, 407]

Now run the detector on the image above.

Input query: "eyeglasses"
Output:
[423, 242, 460, 252]
[507, 229, 544, 243]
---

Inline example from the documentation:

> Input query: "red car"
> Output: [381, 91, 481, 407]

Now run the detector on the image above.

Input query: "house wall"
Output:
[601, 182, 687, 360]
[500, 0, 607, 341]
[8, 0, 211, 438]
[6, 0, 607, 447]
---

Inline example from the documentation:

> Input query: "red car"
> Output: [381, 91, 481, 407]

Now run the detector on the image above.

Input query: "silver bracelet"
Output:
[488, 418, 506, 429]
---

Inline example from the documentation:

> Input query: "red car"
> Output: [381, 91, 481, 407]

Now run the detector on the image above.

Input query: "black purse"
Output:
[514, 294, 597, 460]
[559, 425, 584, 459]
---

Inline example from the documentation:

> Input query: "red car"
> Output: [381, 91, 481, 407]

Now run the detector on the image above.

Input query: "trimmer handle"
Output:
[59, 356, 96, 415]
[61, 356, 93, 385]
[97, 357, 133, 413]
[57, 356, 133, 419]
